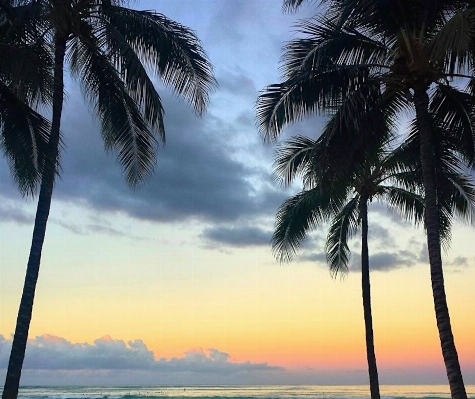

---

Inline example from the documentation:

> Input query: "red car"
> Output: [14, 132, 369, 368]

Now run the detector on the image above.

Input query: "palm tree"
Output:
[1, 1, 216, 398]
[272, 131, 422, 399]
[257, 2, 475, 396]
[272, 127, 475, 399]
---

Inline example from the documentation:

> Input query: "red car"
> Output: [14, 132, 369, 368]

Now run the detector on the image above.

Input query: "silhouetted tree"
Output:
[258, 2, 475, 396]
[1, 1, 216, 398]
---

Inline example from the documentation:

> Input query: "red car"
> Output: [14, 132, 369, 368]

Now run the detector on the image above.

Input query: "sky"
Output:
[1, 0, 475, 388]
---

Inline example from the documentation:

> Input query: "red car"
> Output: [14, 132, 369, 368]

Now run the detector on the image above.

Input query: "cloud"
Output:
[1, 334, 473, 385]
[299, 252, 327, 265]
[50, 215, 145, 240]
[0, 334, 280, 375]
[367, 224, 391, 244]
[300, 249, 419, 273]
[369, 251, 416, 271]
[216, 68, 258, 99]
[418, 243, 430, 263]
[301, 250, 418, 273]
[5, 88, 276, 226]
[0, 82, 290, 249]
[158, 348, 280, 375]
[443, 255, 475, 273]
[447, 256, 469, 267]
[0, 201, 35, 225]
[369, 202, 408, 225]
[348, 249, 419, 272]
[201, 225, 272, 248]
[0, 334, 154, 370]
[0, 333, 285, 385]
[286, 229, 329, 265]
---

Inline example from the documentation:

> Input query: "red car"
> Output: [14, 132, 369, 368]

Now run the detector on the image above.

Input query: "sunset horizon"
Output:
[1, 0, 475, 392]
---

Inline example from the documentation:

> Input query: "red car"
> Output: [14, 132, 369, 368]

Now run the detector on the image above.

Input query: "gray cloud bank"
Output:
[0, 334, 279, 374]
[0, 88, 285, 249]
[0, 334, 471, 385]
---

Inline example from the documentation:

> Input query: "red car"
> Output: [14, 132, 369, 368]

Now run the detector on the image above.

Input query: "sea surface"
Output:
[16, 385, 475, 399]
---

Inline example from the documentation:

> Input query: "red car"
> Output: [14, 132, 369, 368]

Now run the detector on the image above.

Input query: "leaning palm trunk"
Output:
[2, 34, 67, 399]
[413, 88, 467, 399]
[2, 159, 55, 399]
[359, 197, 380, 399]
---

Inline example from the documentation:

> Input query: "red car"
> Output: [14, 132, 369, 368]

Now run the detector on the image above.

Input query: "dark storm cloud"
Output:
[0, 104, 280, 231]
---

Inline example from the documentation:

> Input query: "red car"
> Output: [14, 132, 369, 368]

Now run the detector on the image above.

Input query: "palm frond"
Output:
[447, 171, 475, 221]
[272, 135, 317, 187]
[0, 0, 53, 106]
[405, 114, 475, 244]
[326, 0, 455, 39]
[379, 133, 424, 190]
[89, 18, 166, 141]
[430, 84, 475, 165]
[324, 77, 389, 141]
[383, 186, 425, 226]
[70, 34, 157, 187]
[282, 0, 317, 12]
[257, 13, 393, 143]
[438, 204, 453, 252]
[272, 186, 346, 263]
[101, 5, 217, 115]
[429, 7, 475, 74]
[283, 17, 388, 76]
[0, 81, 52, 195]
[325, 196, 359, 277]
[296, 81, 393, 188]
[256, 65, 382, 142]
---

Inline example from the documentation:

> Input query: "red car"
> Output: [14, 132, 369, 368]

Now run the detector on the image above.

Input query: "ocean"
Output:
[16, 385, 475, 399]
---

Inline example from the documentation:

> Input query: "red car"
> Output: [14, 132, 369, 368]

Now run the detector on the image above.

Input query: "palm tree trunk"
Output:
[413, 88, 467, 399]
[2, 33, 67, 399]
[359, 196, 380, 399]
